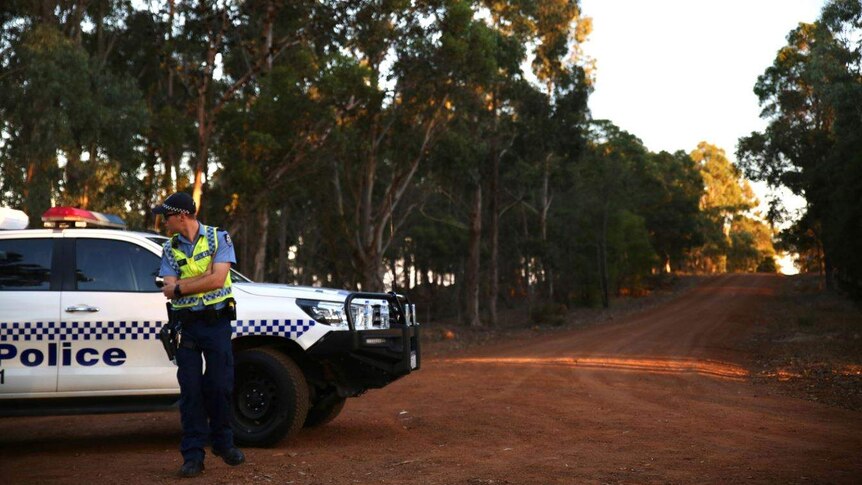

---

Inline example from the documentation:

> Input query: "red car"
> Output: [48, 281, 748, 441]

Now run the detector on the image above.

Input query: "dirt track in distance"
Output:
[2, 274, 860, 484]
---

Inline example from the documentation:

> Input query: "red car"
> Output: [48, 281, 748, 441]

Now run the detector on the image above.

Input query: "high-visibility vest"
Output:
[163, 224, 233, 309]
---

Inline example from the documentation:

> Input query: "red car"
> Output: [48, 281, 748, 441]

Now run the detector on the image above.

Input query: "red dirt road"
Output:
[2, 274, 860, 484]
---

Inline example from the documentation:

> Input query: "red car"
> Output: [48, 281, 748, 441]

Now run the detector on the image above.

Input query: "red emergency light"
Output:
[42, 207, 126, 229]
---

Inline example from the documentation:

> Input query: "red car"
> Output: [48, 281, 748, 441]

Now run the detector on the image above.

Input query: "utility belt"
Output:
[160, 299, 237, 363]
[172, 298, 237, 325]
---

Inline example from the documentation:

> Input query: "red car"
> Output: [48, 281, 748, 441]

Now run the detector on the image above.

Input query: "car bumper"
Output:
[306, 324, 421, 392]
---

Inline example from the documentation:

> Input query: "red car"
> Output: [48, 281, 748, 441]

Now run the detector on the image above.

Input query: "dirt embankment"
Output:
[745, 274, 862, 410]
[1, 273, 860, 484]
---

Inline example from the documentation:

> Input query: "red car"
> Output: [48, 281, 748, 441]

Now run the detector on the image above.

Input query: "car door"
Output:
[0, 235, 63, 395]
[58, 235, 178, 393]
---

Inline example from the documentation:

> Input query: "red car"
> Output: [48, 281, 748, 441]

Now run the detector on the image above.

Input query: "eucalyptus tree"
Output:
[727, 215, 776, 273]
[525, 0, 591, 300]
[482, 0, 591, 310]
[109, 4, 197, 229]
[307, 0, 495, 292]
[567, 121, 654, 307]
[738, 0, 862, 290]
[206, 0, 339, 280]
[690, 142, 755, 273]
[640, 150, 703, 272]
[161, 0, 302, 212]
[0, 1, 147, 226]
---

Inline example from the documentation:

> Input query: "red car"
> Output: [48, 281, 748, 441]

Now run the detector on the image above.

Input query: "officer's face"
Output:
[163, 212, 182, 232]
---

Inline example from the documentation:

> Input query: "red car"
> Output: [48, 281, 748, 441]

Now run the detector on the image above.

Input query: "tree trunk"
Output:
[464, 184, 482, 327]
[540, 154, 553, 300]
[356, 134, 380, 291]
[278, 206, 289, 283]
[239, 219, 250, 276]
[599, 201, 610, 308]
[192, 100, 208, 212]
[360, 253, 385, 292]
[156, 146, 177, 231]
[263, 1, 275, 71]
[487, 205, 499, 326]
[403, 252, 412, 290]
[190, 3, 223, 213]
[252, 206, 269, 281]
[487, 95, 500, 327]
[144, 142, 158, 229]
[389, 254, 398, 292]
[521, 206, 533, 305]
[64, 147, 82, 207]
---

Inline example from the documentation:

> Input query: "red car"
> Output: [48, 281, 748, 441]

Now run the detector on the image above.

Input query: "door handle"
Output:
[65, 305, 100, 313]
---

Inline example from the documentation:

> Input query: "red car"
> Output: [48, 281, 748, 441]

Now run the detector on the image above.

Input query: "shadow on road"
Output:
[0, 412, 179, 455]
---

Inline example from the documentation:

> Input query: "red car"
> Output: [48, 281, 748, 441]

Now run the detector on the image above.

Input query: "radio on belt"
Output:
[0, 205, 421, 448]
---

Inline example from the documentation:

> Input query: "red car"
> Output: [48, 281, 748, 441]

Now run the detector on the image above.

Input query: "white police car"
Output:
[0, 207, 420, 446]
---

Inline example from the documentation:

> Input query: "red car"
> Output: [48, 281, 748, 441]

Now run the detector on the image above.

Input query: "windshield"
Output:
[146, 235, 253, 283]
[145, 235, 169, 246]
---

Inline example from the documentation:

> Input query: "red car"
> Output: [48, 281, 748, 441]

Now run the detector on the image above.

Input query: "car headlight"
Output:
[296, 299, 390, 330]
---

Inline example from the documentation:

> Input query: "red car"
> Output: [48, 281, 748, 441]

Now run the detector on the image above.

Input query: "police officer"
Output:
[153, 192, 245, 478]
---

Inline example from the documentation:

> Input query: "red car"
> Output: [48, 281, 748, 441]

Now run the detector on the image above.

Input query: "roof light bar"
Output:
[42, 207, 126, 229]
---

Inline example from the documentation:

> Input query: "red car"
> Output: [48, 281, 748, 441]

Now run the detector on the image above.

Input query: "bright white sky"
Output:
[579, 0, 825, 224]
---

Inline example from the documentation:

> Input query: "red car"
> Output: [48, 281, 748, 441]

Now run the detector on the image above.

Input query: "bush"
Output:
[757, 256, 778, 273]
[530, 302, 568, 326]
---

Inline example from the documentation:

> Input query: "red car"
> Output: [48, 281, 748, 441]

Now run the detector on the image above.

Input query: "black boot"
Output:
[179, 460, 204, 478]
[213, 447, 245, 466]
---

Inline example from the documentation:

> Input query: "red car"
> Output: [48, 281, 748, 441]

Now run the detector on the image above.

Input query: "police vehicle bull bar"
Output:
[307, 291, 421, 387]
[344, 292, 421, 374]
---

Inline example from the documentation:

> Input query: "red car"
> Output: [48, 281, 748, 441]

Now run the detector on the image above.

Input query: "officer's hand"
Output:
[162, 283, 176, 299]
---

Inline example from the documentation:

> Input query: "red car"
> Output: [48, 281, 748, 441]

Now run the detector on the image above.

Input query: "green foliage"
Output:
[689, 142, 759, 273]
[727, 215, 776, 273]
[1, 0, 806, 322]
[640, 150, 704, 271]
[738, 0, 862, 292]
[0, 14, 148, 225]
[610, 209, 659, 288]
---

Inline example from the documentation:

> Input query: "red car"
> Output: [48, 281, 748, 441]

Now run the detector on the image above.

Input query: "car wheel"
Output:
[231, 347, 309, 447]
[303, 395, 346, 428]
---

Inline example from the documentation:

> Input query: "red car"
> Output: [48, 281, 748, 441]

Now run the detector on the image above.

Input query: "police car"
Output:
[0, 206, 420, 446]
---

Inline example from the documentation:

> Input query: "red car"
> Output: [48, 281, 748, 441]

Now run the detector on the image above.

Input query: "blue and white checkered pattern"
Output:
[0, 321, 164, 342]
[233, 319, 313, 339]
[0, 319, 314, 342]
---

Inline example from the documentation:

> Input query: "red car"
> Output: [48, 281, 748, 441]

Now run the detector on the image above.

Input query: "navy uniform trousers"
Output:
[175, 315, 235, 462]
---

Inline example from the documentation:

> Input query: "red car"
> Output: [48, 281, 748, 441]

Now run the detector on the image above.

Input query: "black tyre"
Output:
[231, 347, 309, 447]
[303, 395, 346, 428]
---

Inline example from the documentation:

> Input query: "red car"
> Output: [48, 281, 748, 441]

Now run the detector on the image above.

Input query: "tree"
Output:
[727, 215, 776, 273]
[167, 1, 299, 212]
[690, 142, 755, 273]
[640, 150, 703, 272]
[569, 121, 654, 307]
[738, 0, 862, 291]
[0, 4, 147, 225]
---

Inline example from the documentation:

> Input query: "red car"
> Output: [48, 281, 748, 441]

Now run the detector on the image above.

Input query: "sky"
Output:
[578, 0, 826, 224]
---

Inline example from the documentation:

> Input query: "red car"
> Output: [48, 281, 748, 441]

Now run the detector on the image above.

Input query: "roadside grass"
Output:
[748, 273, 862, 410]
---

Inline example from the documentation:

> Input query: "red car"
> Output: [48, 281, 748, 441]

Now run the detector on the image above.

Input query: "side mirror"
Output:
[155, 275, 165, 288]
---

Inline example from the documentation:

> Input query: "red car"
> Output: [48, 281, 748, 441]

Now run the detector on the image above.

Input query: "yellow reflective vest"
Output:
[163, 224, 233, 309]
